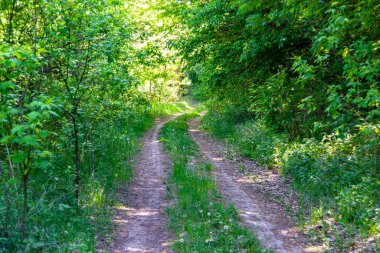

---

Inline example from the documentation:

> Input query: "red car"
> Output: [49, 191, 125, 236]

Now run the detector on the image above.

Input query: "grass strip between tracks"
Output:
[159, 113, 271, 252]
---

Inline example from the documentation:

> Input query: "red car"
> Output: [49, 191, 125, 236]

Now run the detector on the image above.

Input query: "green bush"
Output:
[202, 103, 251, 140]
[336, 179, 379, 233]
[281, 130, 379, 235]
[201, 106, 379, 241]
[235, 120, 287, 168]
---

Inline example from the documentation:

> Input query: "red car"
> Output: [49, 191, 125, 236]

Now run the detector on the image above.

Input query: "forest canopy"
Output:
[0, 0, 185, 251]
[177, 0, 379, 138]
[0, 0, 379, 251]
[174, 0, 379, 250]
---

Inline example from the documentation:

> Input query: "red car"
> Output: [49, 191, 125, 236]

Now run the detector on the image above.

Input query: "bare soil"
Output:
[188, 116, 322, 253]
[107, 117, 178, 253]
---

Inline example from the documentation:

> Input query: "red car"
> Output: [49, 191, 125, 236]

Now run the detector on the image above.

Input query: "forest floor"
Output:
[106, 113, 323, 253]
[107, 116, 179, 253]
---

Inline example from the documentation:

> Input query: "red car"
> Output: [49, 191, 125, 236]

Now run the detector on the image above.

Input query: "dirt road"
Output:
[188, 117, 318, 253]
[107, 114, 321, 253]
[109, 117, 177, 253]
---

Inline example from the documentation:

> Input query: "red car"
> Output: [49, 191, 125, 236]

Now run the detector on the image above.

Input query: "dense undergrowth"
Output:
[1, 0, 378, 251]
[0, 100, 184, 252]
[159, 114, 270, 252]
[0, 0, 187, 251]
[201, 104, 380, 250]
[169, 0, 379, 250]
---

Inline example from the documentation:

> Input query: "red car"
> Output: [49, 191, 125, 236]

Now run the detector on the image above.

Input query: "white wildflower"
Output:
[223, 225, 229, 230]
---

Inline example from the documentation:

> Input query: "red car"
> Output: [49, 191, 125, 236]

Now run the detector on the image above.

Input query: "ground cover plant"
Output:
[159, 114, 270, 252]
[171, 0, 379, 250]
[201, 105, 379, 250]
[0, 0, 186, 251]
[1, 0, 378, 251]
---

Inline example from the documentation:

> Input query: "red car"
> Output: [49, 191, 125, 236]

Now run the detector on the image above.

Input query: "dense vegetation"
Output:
[0, 0, 184, 251]
[1, 0, 379, 251]
[172, 0, 379, 250]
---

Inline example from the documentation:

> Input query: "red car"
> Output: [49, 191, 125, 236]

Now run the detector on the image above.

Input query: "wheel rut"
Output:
[108, 116, 178, 253]
[106, 114, 319, 253]
[188, 116, 318, 253]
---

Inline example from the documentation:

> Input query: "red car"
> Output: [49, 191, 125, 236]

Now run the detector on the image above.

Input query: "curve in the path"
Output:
[109, 116, 177, 253]
[188, 117, 314, 253]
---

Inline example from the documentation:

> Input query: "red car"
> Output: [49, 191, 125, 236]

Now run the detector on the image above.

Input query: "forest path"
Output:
[108, 116, 178, 253]
[188, 116, 319, 253]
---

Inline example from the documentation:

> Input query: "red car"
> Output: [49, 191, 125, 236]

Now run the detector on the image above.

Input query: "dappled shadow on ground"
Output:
[105, 116, 179, 253]
[188, 118, 323, 253]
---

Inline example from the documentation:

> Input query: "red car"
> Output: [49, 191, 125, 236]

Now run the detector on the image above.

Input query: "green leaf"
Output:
[20, 135, 40, 147]
[0, 135, 12, 144]
[0, 81, 16, 91]
[11, 125, 28, 136]
[39, 130, 50, 140]
[28, 111, 41, 123]
[35, 160, 51, 169]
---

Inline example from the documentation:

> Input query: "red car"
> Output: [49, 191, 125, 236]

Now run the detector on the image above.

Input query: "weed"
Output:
[200, 106, 380, 250]
[159, 115, 270, 252]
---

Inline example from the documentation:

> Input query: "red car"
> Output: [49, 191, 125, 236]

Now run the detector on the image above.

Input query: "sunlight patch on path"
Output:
[108, 116, 180, 253]
[188, 116, 320, 253]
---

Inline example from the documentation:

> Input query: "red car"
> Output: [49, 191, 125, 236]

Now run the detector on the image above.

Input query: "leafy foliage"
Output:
[0, 0, 185, 251]
[170, 0, 379, 249]
[177, 0, 379, 137]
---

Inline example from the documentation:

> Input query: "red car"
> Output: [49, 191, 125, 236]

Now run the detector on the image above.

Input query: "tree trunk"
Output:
[33, 0, 38, 54]
[73, 115, 80, 201]
[21, 172, 29, 239]
[0, 164, 10, 235]
[7, 0, 17, 44]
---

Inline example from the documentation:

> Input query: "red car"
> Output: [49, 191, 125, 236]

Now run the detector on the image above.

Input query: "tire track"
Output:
[188, 116, 318, 253]
[108, 116, 179, 253]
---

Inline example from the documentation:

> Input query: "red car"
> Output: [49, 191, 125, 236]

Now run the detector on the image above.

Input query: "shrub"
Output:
[201, 106, 380, 239]
[336, 178, 380, 233]
[235, 120, 288, 168]
[202, 103, 251, 140]
[281, 130, 379, 234]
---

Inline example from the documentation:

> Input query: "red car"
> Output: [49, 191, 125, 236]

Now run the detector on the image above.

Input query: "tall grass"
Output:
[0, 101, 187, 252]
[151, 101, 190, 117]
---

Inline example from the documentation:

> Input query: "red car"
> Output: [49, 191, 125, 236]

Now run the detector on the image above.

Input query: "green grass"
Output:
[151, 101, 191, 117]
[159, 114, 269, 252]
[0, 102, 174, 252]
[9, 112, 155, 252]
[200, 105, 380, 249]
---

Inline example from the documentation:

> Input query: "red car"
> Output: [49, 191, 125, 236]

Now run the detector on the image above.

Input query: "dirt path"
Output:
[188, 117, 320, 253]
[108, 117, 178, 253]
